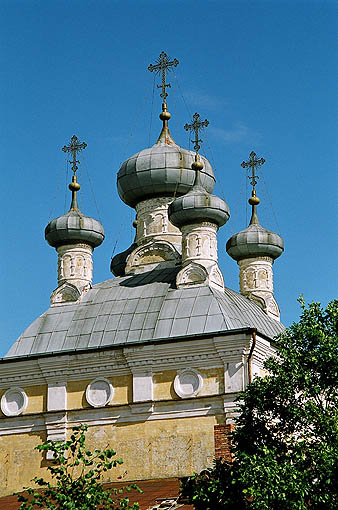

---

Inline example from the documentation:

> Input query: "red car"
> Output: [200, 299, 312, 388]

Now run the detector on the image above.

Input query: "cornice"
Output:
[0, 332, 274, 386]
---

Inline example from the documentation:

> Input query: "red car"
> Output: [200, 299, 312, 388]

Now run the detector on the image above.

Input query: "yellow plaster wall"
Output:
[199, 368, 224, 396]
[67, 375, 132, 409]
[153, 367, 224, 400]
[76, 414, 219, 482]
[0, 412, 221, 497]
[25, 385, 46, 414]
[153, 369, 178, 400]
[0, 431, 49, 497]
[67, 379, 91, 409]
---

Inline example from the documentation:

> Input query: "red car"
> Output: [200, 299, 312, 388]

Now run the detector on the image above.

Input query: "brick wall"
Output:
[214, 424, 235, 462]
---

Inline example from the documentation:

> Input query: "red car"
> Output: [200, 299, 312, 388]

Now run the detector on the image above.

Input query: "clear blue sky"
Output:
[1, 0, 337, 357]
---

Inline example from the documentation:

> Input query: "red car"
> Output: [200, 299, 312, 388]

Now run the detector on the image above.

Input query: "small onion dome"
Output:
[117, 116, 215, 207]
[110, 243, 136, 276]
[226, 202, 283, 261]
[45, 208, 104, 248]
[45, 176, 104, 249]
[168, 162, 230, 228]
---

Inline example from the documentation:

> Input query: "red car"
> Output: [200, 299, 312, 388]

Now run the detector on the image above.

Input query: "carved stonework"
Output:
[57, 244, 93, 288]
[50, 282, 82, 306]
[181, 223, 218, 264]
[209, 265, 224, 289]
[238, 257, 280, 320]
[135, 197, 181, 245]
[177, 222, 224, 290]
[125, 239, 181, 274]
[176, 262, 208, 288]
[239, 257, 273, 294]
[176, 262, 224, 290]
[264, 295, 280, 320]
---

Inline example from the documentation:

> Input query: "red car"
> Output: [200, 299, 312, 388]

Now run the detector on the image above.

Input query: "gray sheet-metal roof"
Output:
[5, 269, 285, 358]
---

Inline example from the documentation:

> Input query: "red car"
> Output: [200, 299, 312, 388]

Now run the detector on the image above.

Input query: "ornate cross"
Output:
[241, 151, 265, 191]
[184, 112, 209, 154]
[148, 51, 179, 102]
[62, 135, 87, 173]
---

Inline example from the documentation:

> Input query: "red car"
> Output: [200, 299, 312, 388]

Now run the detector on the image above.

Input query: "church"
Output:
[0, 52, 285, 506]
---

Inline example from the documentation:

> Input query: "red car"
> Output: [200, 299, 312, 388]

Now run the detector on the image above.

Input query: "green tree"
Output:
[180, 299, 338, 509]
[16, 424, 141, 510]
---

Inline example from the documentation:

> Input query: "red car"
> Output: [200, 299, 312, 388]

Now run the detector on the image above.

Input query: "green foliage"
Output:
[181, 299, 338, 509]
[15, 424, 141, 510]
[180, 459, 248, 510]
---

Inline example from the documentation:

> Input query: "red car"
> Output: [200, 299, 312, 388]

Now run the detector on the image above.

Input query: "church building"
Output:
[0, 52, 284, 504]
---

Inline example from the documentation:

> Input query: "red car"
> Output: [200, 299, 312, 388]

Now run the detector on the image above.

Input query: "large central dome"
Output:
[117, 119, 215, 207]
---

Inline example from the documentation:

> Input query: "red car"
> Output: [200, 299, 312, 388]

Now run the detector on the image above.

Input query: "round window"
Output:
[174, 368, 203, 399]
[1, 387, 28, 416]
[86, 378, 114, 408]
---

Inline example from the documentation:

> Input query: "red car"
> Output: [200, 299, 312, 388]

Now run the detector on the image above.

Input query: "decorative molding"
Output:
[0, 394, 242, 437]
[176, 262, 207, 288]
[174, 368, 203, 399]
[45, 412, 67, 460]
[125, 239, 181, 274]
[0, 334, 274, 388]
[0, 387, 28, 417]
[50, 282, 81, 306]
[209, 265, 224, 289]
[85, 378, 114, 408]
[47, 381, 67, 412]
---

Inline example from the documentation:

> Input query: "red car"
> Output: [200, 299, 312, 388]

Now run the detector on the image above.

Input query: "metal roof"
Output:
[5, 268, 285, 358]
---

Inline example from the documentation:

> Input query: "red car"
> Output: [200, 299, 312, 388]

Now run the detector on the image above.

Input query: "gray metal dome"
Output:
[168, 177, 230, 229]
[117, 127, 215, 207]
[226, 208, 283, 261]
[45, 208, 104, 248]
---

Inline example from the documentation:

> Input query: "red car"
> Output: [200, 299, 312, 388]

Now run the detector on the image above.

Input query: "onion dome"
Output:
[117, 104, 216, 207]
[45, 205, 104, 248]
[168, 157, 230, 228]
[45, 136, 104, 248]
[110, 243, 136, 276]
[226, 193, 283, 261]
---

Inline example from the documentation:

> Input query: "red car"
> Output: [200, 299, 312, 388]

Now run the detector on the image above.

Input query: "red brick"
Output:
[214, 424, 235, 462]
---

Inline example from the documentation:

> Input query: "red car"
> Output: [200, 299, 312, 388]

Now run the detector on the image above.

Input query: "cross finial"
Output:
[62, 135, 87, 210]
[148, 51, 179, 103]
[184, 112, 209, 154]
[62, 135, 87, 174]
[241, 151, 265, 193]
